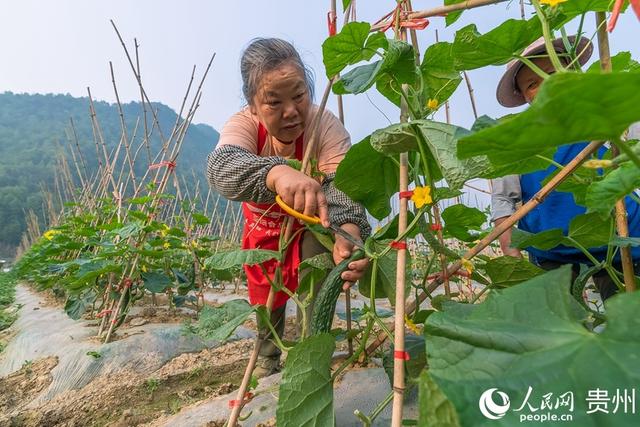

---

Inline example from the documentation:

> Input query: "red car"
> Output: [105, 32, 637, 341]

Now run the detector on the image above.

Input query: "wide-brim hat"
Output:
[496, 35, 593, 107]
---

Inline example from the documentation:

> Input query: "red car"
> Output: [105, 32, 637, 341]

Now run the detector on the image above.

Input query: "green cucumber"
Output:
[311, 249, 365, 335]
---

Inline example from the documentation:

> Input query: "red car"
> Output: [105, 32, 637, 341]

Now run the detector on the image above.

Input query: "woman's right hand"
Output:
[266, 165, 330, 227]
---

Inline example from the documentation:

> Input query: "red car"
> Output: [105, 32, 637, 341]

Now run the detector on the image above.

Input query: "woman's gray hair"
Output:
[240, 38, 315, 104]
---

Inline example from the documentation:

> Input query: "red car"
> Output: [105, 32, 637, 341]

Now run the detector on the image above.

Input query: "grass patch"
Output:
[0, 272, 18, 350]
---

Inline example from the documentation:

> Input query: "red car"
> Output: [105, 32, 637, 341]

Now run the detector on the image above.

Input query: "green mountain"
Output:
[0, 92, 220, 257]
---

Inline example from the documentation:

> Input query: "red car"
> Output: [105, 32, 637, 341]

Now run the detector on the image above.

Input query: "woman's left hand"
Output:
[332, 223, 369, 290]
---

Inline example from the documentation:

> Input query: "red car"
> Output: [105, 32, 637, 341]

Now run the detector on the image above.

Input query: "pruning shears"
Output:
[275, 195, 365, 250]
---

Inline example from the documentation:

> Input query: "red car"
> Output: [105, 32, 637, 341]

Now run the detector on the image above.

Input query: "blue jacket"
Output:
[519, 142, 640, 265]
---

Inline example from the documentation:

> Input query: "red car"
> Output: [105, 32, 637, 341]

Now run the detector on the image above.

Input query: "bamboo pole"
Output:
[365, 139, 607, 355]
[371, 0, 507, 31]
[595, 12, 636, 292]
[227, 74, 337, 427]
[391, 10, 409, 425]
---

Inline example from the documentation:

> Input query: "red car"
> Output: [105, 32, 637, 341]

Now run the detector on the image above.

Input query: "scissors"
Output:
[275, 195, 365, 250]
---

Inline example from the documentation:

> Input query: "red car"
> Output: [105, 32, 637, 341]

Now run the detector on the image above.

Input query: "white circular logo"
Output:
[479, 388, 511, 420]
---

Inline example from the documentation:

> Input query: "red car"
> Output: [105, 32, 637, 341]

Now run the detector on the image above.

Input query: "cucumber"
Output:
[311, 249, 365, 335]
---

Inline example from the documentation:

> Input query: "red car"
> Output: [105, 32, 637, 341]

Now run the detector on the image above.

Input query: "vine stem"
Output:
[364, 139, 607, 356]
[227, 75, 336, 427]
[595, 11, 636, 292]
[531, 0, 566, 72]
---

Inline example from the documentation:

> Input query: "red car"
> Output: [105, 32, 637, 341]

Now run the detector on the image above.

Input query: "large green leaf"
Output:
[186, 299, 253, 342]
[142, 271, 173, 293]
[370, 122, 418, 153]
[414, 120, 490, 190]
[334, 136, 399, 220]
[333, 61, 383, 94]
[443, 0, 465, 27]
[333, 40, 416, 95]
[451, 19, 541, 71]
[322, 21, 387, 78]
[204, 248, 279, 270]
[587, 51, 640, 74]
[458, 73, 640, 165]
[424, 266, 640, 426]
[418, 371, 461, 427]
[277, 334, 336, 427]
[441, 205, 487, 242]
[483, 256, 545, 288]
[566, 212, 612, 249]
[586, 163, 640, 216]
[420, 42, 462, 105]
[510, 228, 565, 250]
[64, 289, 96, 320]
[561, 0, 615, 16]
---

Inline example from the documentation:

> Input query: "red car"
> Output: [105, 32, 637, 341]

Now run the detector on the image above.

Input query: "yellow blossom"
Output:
[163, 242, 170, 250]
[405, 315, 421, 334]
[461, 258, 474, 274]
[43, 229, 61, 240]
[540, 0, 567, 7]
[159, 224, 170, 237]
[427, 98, 439, 110]
[583, 159, 613, 169]
[141, 265, 148, 273]
[190, 241, 199, 249]
[411, 186, 432, 209]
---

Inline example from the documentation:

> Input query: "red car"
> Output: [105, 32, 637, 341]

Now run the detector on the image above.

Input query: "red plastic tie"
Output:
[327, 11, 337, 36]
[149, 160, 176, 171]
[96, 309, 113, 318]
[228, 392, 254, 409]
[394, 350, 411, 361]
[399, 190, 414, 199]
[389, 240, 407, 250]
[400, 18, 429, 30]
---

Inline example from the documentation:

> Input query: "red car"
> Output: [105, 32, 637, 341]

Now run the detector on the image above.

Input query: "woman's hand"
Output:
[266, 165, 330, 227]
[332, 223, 369, 290]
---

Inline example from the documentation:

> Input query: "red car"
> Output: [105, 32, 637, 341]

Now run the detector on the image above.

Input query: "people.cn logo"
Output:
[479, 388, 511, 420]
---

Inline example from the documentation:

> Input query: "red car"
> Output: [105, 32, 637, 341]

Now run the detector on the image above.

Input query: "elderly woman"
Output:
[207, 38, 370, 376]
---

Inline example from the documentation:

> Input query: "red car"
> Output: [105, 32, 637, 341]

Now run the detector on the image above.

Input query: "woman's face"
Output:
[250, 61, 311, 142]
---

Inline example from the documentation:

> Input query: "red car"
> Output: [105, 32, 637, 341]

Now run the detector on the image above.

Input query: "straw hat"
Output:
[496, 35, 593, 107]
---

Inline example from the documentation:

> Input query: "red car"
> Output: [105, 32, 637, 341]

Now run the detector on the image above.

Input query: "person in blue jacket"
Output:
[492, 36, 640, 300]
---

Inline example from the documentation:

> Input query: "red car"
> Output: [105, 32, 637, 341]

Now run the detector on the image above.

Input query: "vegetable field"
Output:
[1, 1, 640, 426]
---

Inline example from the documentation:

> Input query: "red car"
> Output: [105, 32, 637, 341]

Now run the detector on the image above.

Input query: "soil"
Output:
[0, 340, 252, 427]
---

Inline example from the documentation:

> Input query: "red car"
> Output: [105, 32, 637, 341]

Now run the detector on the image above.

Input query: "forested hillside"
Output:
[0, 92, 220, 257]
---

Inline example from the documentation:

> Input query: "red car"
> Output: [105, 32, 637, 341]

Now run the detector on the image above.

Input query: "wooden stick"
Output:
[227, 77, 336, 427]
[462, 71, 479, 120]
[391, 13, 409, 427]
[365, 139, 607, 355]
[371, 0, 507, 31]
[595, 12, 636, 292]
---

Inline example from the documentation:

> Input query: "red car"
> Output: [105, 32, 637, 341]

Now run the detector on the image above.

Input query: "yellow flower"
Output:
[461, 258, 474, 274]
[427, 98, 438, 110]
[163, 242, 170, 250]
[43, 229, 61, 240]
[411, 186, 432, 208]
[159, 224, 170, 237]
[583, 159, 613, 169]
[540, 0, 567, 7]
[190, 241, 199, 249]
[141, 265, 148, 273]
[405, 315, 421, 335]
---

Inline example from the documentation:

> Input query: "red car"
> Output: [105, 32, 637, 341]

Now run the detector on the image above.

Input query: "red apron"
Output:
[241, 123, 305, 309]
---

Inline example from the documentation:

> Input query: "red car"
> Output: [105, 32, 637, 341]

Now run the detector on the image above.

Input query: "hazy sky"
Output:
[1, 1, 638, 209]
